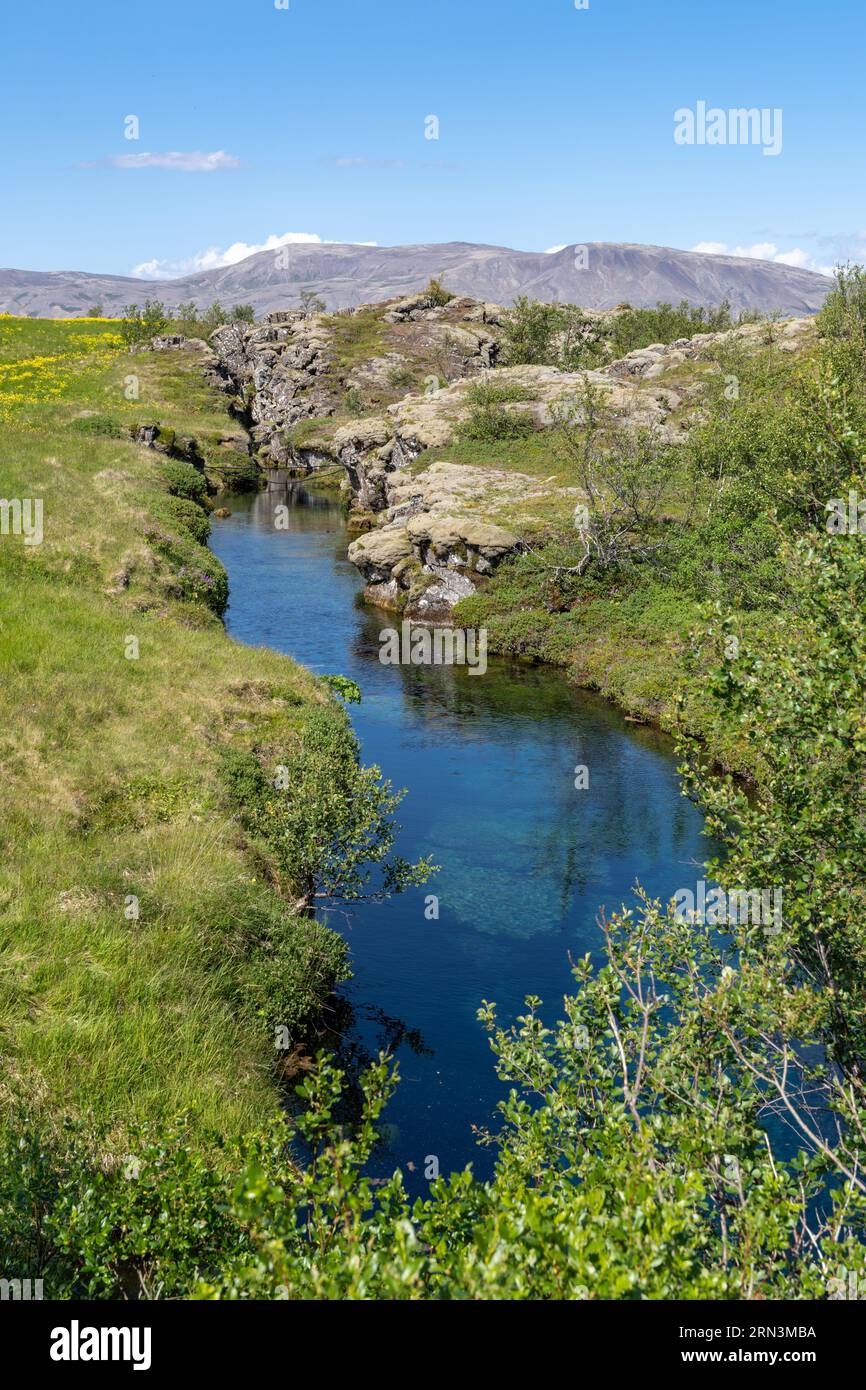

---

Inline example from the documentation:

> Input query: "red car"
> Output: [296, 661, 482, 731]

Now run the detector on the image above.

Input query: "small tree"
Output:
[299, 289, 326, 317]
[119, 299, 170, 347]
[225, 708, 435, 915]
[502, 296, 604, 371]
[424, 276, 454, 308]
[172, 301, 200, 335]
[551, 379, 675, 574]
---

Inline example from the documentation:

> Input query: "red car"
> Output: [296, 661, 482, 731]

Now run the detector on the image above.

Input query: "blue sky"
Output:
[2, 0, 864, 278]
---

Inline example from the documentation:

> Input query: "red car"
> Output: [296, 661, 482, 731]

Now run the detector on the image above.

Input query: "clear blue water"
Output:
[210, 475, 711, 1187]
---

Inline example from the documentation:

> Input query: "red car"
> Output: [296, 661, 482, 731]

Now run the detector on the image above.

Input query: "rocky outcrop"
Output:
[329, 357, 682, 534]
[207, 294, 507, 473]
[346, 461, 554, 618]
[605, 316, 814, 381]
[203, 300, 817, 618]
[209, 311, 338, 466]
[338, 317, 815, 614]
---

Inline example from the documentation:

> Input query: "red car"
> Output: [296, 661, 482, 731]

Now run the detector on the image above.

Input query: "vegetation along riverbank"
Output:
[3, 268, 866, 1298]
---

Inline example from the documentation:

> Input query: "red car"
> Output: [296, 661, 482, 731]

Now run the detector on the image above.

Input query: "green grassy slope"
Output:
[0, 317, 345, 1139]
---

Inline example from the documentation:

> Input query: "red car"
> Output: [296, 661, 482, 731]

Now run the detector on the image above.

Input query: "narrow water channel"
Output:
[210, 474, 710, 1187]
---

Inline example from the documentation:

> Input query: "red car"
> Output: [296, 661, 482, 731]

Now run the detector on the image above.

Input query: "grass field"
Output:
[0, 318, 346, 1142]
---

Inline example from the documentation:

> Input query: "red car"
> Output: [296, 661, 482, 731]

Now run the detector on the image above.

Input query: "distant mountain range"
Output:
[0, 241, 833, 318]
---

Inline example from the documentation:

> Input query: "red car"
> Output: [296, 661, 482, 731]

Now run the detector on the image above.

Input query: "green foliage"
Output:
[156, 493, 212, 544]
[120, 299, 170, 347]
[502, 295, 750, 373]
[320, 673, 362, 703]
[343, 386, 365, 416]
[299, 289, 326, 317]
[502, 296, 606, 370]
[9, 890, 866, 1300]
[160, 457, 208, 503]
[608, 298, 740, 356]
[69, 413, 127, 438]
[387, 365, 417, 391]
[817, 263, 866, 343]
[458, 378, 537, 441]
[242, 906, 350, 1039]
[225, 711, 434, 911]
[424, 276, 455, 308]
[121, 300, 256, 345]
[0, 1113, 289, 1298]
[551, 378, 679, 575]
[145, 523, 228, 614]
[679, 533, 866, 1078]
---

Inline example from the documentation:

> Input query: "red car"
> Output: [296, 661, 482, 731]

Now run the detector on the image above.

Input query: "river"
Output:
[209, 473, 710, 1189]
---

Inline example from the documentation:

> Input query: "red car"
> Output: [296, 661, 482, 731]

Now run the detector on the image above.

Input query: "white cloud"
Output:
[131, 231, 378, 280]
[110, 150, 241, 172]
[691, 240, 834, 277]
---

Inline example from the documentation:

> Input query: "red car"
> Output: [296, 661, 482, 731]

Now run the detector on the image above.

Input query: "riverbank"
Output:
[0, 318, 352, 1140]
[206, 296, 818, 777]
[4, 295, 861, 1301]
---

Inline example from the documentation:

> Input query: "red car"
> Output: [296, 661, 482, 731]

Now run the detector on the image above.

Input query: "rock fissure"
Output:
[202, 294, 815, 619]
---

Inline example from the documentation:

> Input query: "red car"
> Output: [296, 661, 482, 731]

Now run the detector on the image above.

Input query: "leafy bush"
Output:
[458, 380, 537, 442]
[158, 493, 211, 545]
[608, 298, 738, 356]
[223, 712, 434, 911]
[387, 365, 417, 391]
[119, 299, 170, 347]
[424, 276, 454, 308]
[503, 295, 749, 372]
[502, 296, 605, 370]
[817, 263, 866, 341]
[8, 880, 866, 1300]
[69, 414, 127, 438]
[243, 907, 350, 1038]
[160, 458, 208, 504]
[146, 526, 228, 614]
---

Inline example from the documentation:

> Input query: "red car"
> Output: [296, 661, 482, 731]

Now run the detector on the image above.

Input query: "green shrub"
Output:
[145, 526, 228, 614]
[608, 298, 737, 356]
[119, 299, 169, 347]
[161, 458, 208, 504]
[243, 909, 350, 1038]
[818, 263, 866, 340]
[458, 381, 537, 442]
[387, 365, 417, 391]
[70, 414, 127, 439]
[343, 387, 365, 417]
[159, 494, 211, 545]
[223, 714, 434, 910]
[502, 296, 606, 370]
[424, 276, 454, 308]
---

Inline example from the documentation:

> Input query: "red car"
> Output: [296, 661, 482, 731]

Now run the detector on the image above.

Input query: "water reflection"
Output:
[211, 479, 713, 1186]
